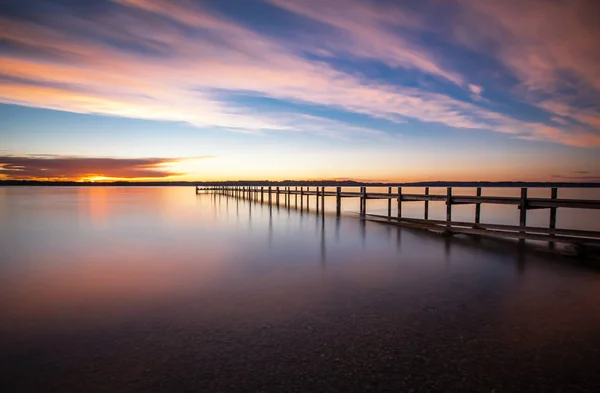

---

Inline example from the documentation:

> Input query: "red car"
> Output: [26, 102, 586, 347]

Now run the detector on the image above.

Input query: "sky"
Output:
[1, 0, 600, 182]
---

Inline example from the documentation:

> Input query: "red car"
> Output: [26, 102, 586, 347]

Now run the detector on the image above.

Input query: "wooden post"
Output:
[295, 186, 298, 207]
[446, 187, 452, 229]
[387, 187, 392, 218]
[397, 187, 402, 218]
[300, 187, 304, 211]
[276, 187, 280, 205]
[519, 188, 528, 242]
[424, 187, 430, 220]
[336, 186, 341, 216]
[261, 186, 264, 203]
[475, 187, 482, 225]
[316, 187, 320, 214]
[321, 186, 325, 214]
[358, 187, 362, 216]
[549, 187, 557, 248]
[268, 186, 272, 204]
[361, 186, 367, 217]
[307, 187, 310, 211]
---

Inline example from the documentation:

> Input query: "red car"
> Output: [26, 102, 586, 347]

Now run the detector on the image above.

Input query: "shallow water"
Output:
[1, 187, 600, 392]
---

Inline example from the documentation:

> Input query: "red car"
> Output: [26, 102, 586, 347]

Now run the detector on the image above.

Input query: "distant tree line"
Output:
[1, 179, 599, 188]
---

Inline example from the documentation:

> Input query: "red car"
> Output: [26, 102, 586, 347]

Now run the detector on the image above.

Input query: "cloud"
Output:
[453, 0, 600, 134]
[468, 84, 483, 100]
[0, 0, 598, 147]
[0, 155, 212, 180]
[550, 175, 600, 181]
[266, 0, 464, 85]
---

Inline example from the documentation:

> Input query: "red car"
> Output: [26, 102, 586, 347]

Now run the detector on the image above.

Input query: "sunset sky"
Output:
[1, 0, 599, 182]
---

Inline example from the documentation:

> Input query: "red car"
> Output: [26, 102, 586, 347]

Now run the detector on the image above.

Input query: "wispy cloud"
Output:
[0, 155, 212, 180]
[266, 0, 464, 85]
[550, 175, 600, 181]
[453, 0, 600, 135]
[0, 0, 598, 147]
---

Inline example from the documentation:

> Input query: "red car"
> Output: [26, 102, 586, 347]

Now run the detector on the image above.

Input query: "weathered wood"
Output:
[369, 214, 600, 238]
[201, 184, 600, 249]
[366, 215, 600, 246]
[424, 187, 430, 220]
[519, 187, 527, 227]
[307, 187, 310, 210]
[549, 187, 558, 248]
[387, 187, 392, 218]
[397, 187, 402, 218]
[336, 186, 341, 216]
[475, 187, 482, 224]
[360, 187, 367, 216]
[446, 187, 452, 229]
[316, 187, 320, 214]
[519, 188, 527, 244]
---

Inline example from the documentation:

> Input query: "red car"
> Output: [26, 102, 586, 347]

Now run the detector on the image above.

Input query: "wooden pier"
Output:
[196, 185, 600, 254]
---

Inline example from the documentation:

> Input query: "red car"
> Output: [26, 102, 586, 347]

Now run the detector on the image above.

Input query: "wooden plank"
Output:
[446, 187, 452, 230]
[519, 188, 527, 237]
[366, 215, 600, 245]
[397, 187, 402, 218]
[549, 188, 557, 248]
[475, 187, 482, 224]
[203, 186, 600, 211]
[387, 187, 392, 218]
[316, 187, 320, 214]
[527, 198, 600, 210]
[424, 187, 429, 220]
[361, 187, 367, 216]
[367, 214, 600, 238]
[336, 186, 341, 216]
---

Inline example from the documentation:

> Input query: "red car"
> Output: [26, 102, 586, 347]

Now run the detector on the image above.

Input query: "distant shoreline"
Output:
[2, 180, 600, 188]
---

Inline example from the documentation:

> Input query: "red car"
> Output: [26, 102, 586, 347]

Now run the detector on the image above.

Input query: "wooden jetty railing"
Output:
[196, 185, 600, 251]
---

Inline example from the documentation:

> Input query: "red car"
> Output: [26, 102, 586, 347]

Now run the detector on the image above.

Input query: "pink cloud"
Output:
[267, 0, 464, 85]
[0, 0, 598, 148]
[453, 0, 600, 134]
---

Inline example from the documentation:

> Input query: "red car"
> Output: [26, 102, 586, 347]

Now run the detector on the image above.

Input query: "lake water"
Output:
[1, 187, 600, 392]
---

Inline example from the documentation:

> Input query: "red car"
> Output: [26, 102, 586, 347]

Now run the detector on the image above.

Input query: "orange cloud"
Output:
[0, 155, 212, 181]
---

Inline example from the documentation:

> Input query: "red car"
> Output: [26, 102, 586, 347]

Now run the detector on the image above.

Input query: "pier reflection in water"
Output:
[1, 187, 600, 392]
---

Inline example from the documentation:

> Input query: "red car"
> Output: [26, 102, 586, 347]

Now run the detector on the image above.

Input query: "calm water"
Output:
[1, 187, 600, 392]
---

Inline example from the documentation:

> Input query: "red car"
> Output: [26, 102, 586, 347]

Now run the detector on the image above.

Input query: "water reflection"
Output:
[2, 187, 600, 392]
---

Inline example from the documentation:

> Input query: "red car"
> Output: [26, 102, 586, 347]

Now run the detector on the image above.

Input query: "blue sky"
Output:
[1, 0, 599, 181]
